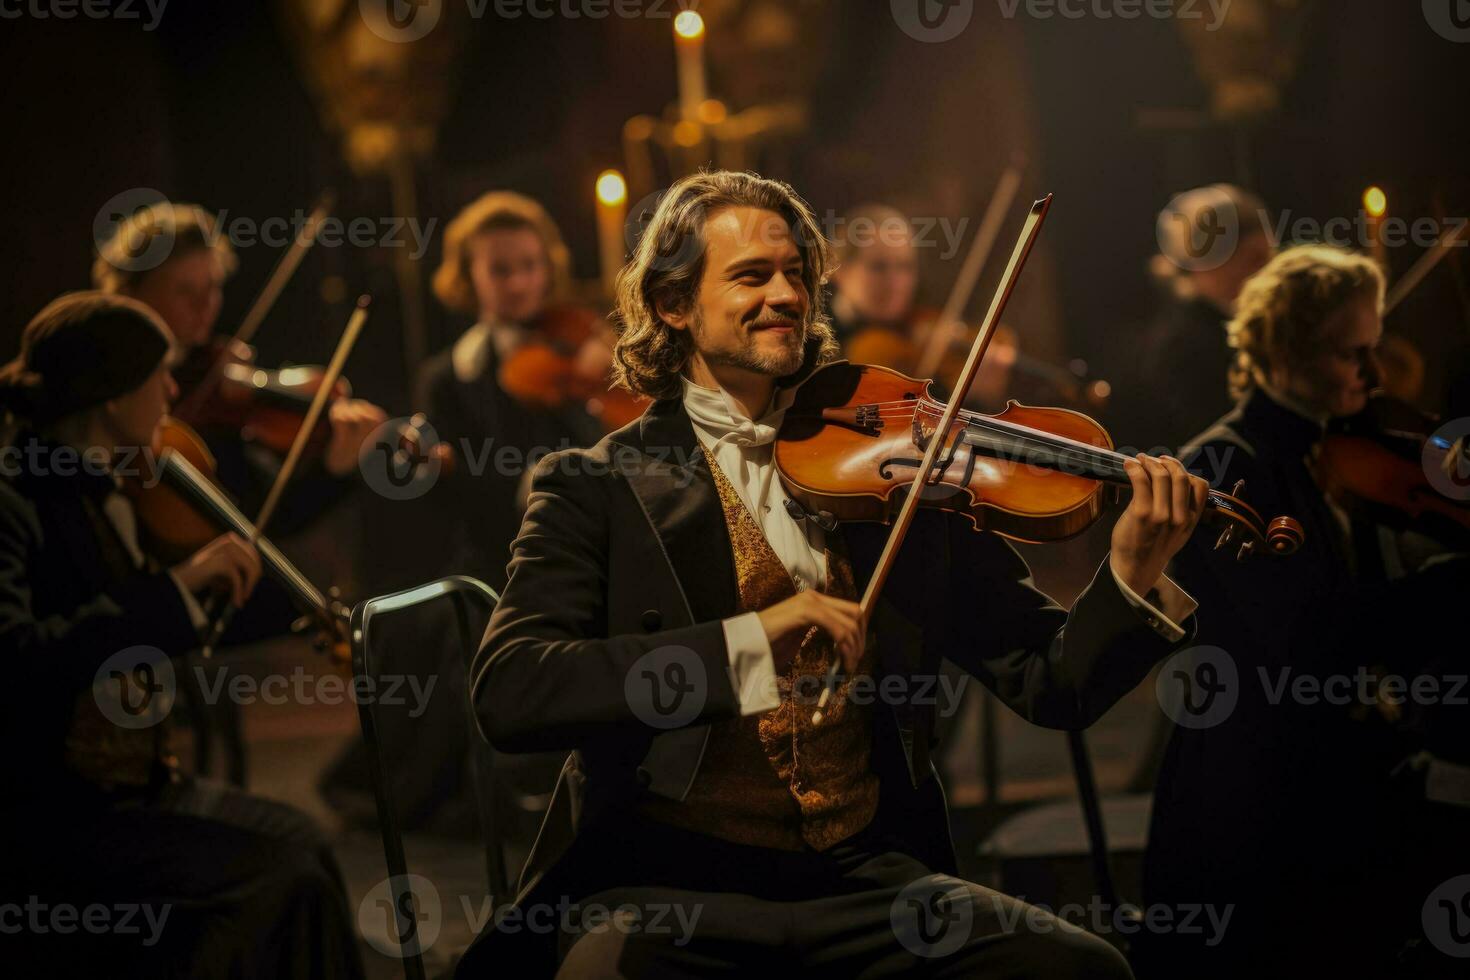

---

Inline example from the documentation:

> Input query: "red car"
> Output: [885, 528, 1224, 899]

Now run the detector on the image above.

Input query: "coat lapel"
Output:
[615, 398, 739, 625]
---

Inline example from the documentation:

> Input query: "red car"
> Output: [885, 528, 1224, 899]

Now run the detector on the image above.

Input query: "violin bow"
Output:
[175, 190, 336, 420]
[198, 294, 371, 657]
[1383, 215, 1468, 317]
[914, 161, 1024, 380]
[813, 195, 1053, 723]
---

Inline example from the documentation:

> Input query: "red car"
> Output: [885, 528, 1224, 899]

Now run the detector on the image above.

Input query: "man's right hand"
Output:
[757, 591, 865, 674]
[171, 532, 262, 608]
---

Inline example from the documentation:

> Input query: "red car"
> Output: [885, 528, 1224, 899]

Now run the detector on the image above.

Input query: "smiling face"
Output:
[1278, 293, 1382, 419]
[661, 206, 809, 385]
[466, 226, 552, 324]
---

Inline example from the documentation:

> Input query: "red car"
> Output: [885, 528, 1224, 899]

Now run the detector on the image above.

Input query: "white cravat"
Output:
[682, 378, 827, 592]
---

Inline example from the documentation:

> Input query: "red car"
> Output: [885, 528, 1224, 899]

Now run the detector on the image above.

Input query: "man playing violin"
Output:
[1141, 245, 1470, 978]
[93, 201, 386, 536]
[0, 292, 364, 978]
[461, 170, 1208, 978]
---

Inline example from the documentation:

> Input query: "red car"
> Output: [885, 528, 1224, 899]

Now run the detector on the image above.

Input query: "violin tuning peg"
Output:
[1231, 479, 1247, 499]
[1236, 539, 1256, 562]
[290, 614, 313, 634]
[1214, 525, 1235, 551]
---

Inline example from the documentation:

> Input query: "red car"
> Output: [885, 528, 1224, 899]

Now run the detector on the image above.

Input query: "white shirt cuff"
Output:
[721, 612, 780, 715]
[168, 571, 209, 630]
[1108, 563, 1197, 643]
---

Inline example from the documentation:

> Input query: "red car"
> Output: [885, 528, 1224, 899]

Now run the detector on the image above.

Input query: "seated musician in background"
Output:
[1110, 184, 1275, 454]
[826, 202, 921, 356]
[1140, 245, 1469, 979]
[93, 201, 385, 537]
[461, 170, 1206, 979]
[0, 293, 363, 978]
[416, 190, 601, 592]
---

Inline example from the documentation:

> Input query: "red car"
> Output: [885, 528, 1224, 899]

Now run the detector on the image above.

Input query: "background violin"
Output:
[846, 312, 1111, 415]
[496, 303, 645, 430]
[123, 415, 352, 661]
[172, 335, 453, 478]
[1317, 392, 1470, 549]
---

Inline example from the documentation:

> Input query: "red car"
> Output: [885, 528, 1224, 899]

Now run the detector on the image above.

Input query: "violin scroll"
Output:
[1202, 479, 1303, 560]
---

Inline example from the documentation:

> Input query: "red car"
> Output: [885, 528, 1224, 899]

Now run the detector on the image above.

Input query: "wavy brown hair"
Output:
[1226, 244, 1384, 398]
[611, 170, 839, 402]
[432, 191, 571, 316]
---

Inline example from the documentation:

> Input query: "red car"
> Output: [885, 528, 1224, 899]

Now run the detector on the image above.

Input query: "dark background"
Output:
[1, 0, 1465, 415]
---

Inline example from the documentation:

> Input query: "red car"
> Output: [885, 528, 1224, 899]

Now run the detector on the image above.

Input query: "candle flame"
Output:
[674, 10, 705, 39]
[1363, 186, 1387, 218]
[596, 170, 627, 207]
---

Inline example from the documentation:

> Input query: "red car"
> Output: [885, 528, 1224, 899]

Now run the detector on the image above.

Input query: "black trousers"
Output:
[6, 776, 364, 979]
[551, 818, 1131, 980]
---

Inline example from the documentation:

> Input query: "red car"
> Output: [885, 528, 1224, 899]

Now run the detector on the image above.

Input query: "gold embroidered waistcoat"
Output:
[639, 451, 879, 851]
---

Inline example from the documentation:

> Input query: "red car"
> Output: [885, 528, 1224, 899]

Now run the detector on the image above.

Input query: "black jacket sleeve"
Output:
[941, 514, 1193, 730]
[472, 453, 741, 754]
[0, 491, 199, 700]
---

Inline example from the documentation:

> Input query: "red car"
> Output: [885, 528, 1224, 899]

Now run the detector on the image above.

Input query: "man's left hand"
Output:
[1110, 454, 1209, 596]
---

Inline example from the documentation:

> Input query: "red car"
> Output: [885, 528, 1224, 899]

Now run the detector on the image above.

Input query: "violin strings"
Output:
[856, 397, 1135, 480]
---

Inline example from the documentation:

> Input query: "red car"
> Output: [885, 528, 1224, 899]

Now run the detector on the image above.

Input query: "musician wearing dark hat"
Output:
[461, 171, 1207, 978]
[0, 292, 364, 978]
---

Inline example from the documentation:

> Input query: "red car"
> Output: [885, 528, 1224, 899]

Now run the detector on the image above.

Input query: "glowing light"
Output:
[596, 170, 627, 207]
[674, 10, 705, 40]
[672, 120, 703, 147]
[1363, 186, 1387, 218]
[697, 99, 727, 124]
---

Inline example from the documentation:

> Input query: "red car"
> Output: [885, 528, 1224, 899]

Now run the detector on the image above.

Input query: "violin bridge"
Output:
[820, 404, 885, 435]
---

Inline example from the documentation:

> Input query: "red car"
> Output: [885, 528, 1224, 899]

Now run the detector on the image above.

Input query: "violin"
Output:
[496, 304, 646, 430]
[1317, 392, 1470, 547]
[173, 336, 452, 476]
[775, 361, 1304, 560]
[124, 416, 352, 661]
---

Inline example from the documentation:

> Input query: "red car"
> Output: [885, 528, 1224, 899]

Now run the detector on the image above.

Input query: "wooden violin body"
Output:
[1318, 394, 1470, 546]
[497, 304, 645, 430]
[123, 416, 352, 660]
[777, 362, 1304, 558]
[173, 336, 451, 478]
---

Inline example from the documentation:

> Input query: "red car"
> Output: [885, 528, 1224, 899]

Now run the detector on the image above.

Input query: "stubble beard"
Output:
[692, 307, 806, 378]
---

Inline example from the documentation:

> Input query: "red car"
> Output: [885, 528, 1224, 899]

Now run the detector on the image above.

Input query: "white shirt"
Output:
[682, 378, 1197, 717]
[451, 320, 530, 383]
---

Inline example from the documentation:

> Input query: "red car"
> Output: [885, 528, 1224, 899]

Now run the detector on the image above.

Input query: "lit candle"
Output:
[1363, 185, 1388, 270]
[596, 169, 628, 297]
[674, 11, 707, 123]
